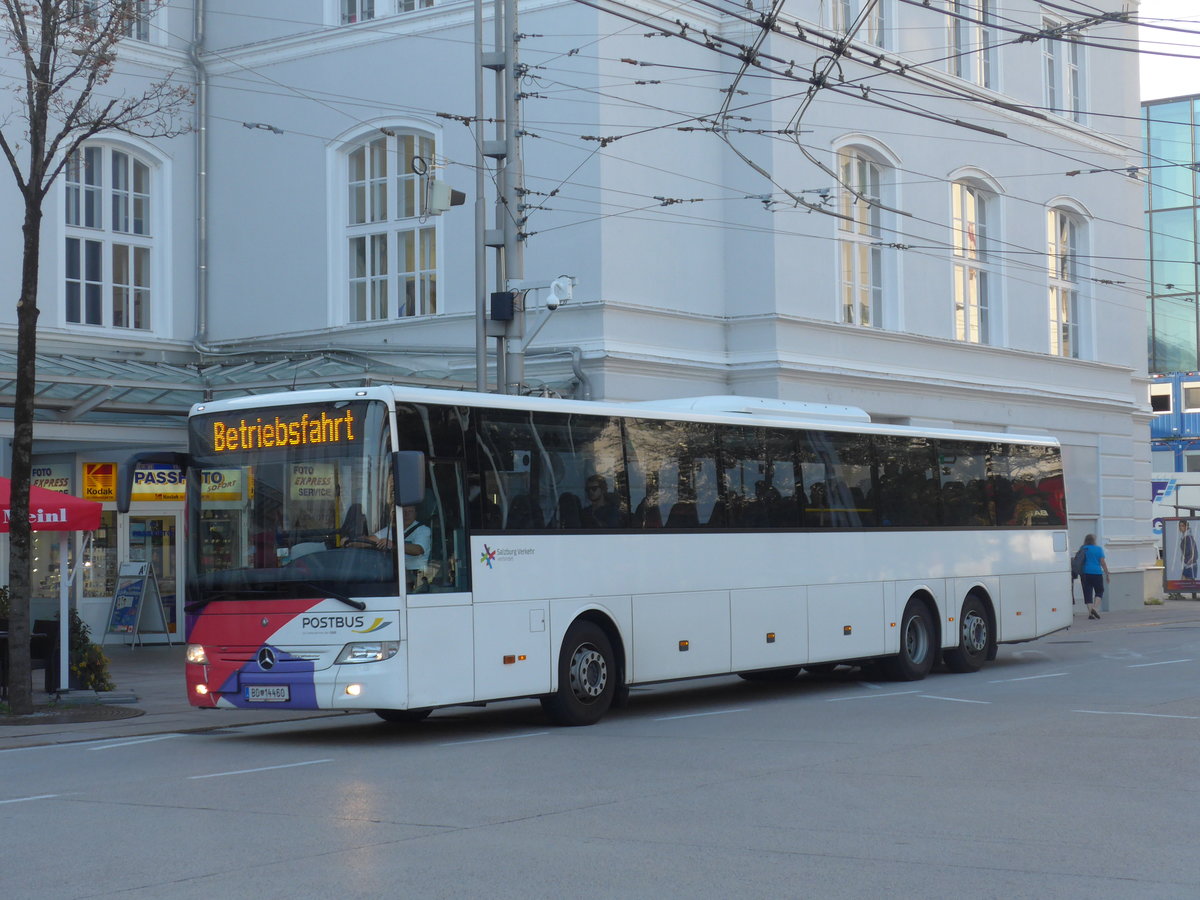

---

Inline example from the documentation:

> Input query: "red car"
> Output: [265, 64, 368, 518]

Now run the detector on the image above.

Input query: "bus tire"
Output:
[375, 708, 432, 723]
[943, 594, 992, 674]
[737, 667, 801, 682]
[883, 597, 935, 681]
[541, 620, 615, 726]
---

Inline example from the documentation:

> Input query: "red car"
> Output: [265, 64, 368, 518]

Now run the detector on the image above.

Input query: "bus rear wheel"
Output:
[375, 708, 432, 723]
[882, 598, 935, 681]
[943, 594, 992, 673]
[541, 620, 616, 726]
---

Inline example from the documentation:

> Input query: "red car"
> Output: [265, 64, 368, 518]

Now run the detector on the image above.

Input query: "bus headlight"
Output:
[335, 641, 399, 664]
[185, 644, 209, 665]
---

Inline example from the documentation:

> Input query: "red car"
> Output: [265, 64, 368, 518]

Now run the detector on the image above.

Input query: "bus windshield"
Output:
[186, 399, 397, 606]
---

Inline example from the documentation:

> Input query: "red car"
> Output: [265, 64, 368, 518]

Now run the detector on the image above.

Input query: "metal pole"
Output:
[474, 0, 487, 393]
[503, 0, 526, 394]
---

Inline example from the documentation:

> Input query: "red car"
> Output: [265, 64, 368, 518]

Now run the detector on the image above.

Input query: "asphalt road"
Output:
[2, 611, 1198, 899]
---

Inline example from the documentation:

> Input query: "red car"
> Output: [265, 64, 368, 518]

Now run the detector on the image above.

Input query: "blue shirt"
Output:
[1081, 543, 1105, 575]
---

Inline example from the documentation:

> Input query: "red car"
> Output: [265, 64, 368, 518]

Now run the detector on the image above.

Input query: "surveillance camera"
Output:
[546, 275, 573, 311]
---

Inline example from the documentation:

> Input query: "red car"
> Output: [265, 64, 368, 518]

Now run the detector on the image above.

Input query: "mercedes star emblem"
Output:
[257, 647, 277, 670]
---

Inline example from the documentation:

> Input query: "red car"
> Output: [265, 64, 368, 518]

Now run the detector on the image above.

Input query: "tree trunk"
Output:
[5, 196, 43, 716]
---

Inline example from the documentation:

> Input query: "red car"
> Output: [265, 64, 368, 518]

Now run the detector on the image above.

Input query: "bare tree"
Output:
[1, 0, 189, 714]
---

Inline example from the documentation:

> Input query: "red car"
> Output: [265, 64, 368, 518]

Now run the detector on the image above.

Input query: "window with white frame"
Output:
[837, 148, 886, 328]
[341, 0, 375, 24]
[1149, 382, 1172, 414]
[1043, 22, 1085, 122]
[951, 181, 993, 343]
[947, 1, 994, 88]
[832, 0, 888, 48]
[345, 131, 438, 322]
[1047, 207, 1083, 357]
[122, 0, 151, 41]
[64, 144, 154, 330]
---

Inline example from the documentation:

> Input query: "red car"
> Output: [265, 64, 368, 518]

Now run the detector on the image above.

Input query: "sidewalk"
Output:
[0, 642, 356, 751]
[3, 599, 1199, 751]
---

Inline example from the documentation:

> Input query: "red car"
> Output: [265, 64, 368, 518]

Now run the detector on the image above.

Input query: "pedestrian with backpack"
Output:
[1076, 533, 1109, 619]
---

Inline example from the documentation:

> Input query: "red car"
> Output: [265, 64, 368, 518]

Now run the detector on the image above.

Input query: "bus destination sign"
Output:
[208, 408, 358, 454]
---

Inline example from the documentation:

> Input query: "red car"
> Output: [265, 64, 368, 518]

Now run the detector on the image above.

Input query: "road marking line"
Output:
[1073, 710, 1200, 720]
[920, 695, 992, 704]
[988, 672, 1068, 683]
[189, 759, 333, 779]
[655, 708, 749, 721]
[441, 732, 550, 747]
[1127, 659, 1193, 668]
[857, 681, 884, 690]
[826, 690, 921, 702]
[89, 734, 185, 751]
[0, 794, 59, 805]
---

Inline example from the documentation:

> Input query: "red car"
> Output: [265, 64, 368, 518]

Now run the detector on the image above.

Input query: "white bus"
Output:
[120, 388, 1072, 726]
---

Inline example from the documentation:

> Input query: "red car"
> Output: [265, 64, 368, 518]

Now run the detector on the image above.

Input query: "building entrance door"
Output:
[125, 514, 180, 638]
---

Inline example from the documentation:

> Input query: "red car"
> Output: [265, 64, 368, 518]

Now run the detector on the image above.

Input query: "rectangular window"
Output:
[948, 1, 993, 88]
[349, 234, 388, 322]
[1150, 383, 1172, 414]
[1183, 383, 1200, 412]
[341, 0, 375, 24]
[66, 237, 104, 325]
[952, 182, 991, 343]
[348, 138, 387, 225]
[398, 0, 435, 11]
[122, 0, 151, 41]
[1048, 209, 1080, 357]
[398, 226, 436, 317]
[397, 134, 433, 218]
[838, 151, 884, 327]
[112, 244, 150, 329]
[1044, 22, 1085, 122]
[833, 1, 886, 48]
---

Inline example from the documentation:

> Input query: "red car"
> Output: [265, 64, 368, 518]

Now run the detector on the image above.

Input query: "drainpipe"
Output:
[190, 0, 210, 352]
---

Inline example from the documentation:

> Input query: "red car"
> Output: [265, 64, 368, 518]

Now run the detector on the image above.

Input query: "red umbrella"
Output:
[0, 476, 102, 532]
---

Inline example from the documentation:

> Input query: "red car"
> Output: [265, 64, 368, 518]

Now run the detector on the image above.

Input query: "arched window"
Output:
[1047, 206, 1084, 357]
[837, 148, 889, 327]
[951, 180, 994, 344]
[63, 143, 156, 330]
[343, 129, 438, 321]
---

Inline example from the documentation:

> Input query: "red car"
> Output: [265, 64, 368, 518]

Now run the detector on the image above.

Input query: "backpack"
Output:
[1070, 545, 1087, 579]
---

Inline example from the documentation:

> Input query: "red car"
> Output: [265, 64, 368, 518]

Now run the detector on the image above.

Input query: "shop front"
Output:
[25, 459, 184, 644]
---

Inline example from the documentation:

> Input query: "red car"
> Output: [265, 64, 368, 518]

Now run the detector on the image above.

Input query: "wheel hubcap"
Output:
[904, 616, 929, 663]
[962, 611, 988, 653]
[568, 643, 607, 701]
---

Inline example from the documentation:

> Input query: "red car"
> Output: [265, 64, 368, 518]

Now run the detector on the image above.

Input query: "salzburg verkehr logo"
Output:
[480, 545, 498, 568]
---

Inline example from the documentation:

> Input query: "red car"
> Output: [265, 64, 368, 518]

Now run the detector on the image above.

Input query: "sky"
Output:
[1138, 0, 1200, 100]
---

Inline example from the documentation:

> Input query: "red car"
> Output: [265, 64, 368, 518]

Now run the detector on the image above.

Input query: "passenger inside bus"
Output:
[581, 474, 621, 528]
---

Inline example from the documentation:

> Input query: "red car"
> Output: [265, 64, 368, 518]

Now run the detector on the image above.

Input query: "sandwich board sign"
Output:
[105, 561, 173, 646]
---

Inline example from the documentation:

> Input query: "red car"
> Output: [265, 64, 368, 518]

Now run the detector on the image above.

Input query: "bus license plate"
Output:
[246, 685, 289, 702]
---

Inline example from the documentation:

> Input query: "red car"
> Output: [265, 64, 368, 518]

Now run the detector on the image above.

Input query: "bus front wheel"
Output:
[942, 595, 992, 673]
[541, 620, 616, 726]
[883, 598, 935, 681]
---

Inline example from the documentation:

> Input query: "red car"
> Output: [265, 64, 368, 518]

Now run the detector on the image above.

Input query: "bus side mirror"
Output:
[393, 451, 426, 507]
[118, 451, 189, 514]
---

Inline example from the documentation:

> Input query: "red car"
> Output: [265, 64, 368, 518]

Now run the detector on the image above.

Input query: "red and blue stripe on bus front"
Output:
[184, 599, 323, 709]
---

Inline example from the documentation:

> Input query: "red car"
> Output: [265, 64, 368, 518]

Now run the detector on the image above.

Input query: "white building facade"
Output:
[0, 0, 1157, 624]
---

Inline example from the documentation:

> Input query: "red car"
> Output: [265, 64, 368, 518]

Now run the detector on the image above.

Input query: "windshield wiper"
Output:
[296, 582, 367, 611]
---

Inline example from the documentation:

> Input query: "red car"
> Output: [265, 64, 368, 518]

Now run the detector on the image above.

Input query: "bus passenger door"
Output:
[406, 459, 474, 707]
